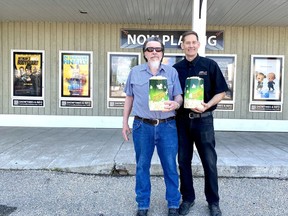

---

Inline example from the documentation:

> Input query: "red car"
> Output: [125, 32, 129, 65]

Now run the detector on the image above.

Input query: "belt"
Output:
[188, 111, 212, 119]
[134, 116, 175, 126]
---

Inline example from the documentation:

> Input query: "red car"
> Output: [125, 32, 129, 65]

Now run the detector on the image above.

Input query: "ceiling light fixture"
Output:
[79, 10, 88, 14]
[148, 18, 151, 24]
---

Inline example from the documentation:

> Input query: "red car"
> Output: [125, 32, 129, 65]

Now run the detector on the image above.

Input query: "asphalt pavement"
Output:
[0, 170, 287, 216]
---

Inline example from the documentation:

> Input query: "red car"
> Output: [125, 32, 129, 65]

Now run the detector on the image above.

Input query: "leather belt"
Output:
[134, 116, 175, 126]
[188, 111, 212, 119]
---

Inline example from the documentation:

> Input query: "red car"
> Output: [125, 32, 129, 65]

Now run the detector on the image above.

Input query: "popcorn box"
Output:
[149, 76, 168, 111]
[184, 76, 204, 109]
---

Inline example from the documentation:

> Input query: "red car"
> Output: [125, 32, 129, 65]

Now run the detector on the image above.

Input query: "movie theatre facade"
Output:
[0, 19, 288, 132]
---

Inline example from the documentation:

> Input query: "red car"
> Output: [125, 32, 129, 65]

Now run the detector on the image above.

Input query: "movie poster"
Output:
[249, 55, 284, 112]
[11, 50, 45, 107]
[162, 53, 184, 66]
[107, 52, 140, 108]
[206, 54, 237, 111]
[59, 51, 93, 108]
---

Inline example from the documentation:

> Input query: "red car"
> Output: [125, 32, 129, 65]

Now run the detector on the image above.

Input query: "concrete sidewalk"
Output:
[0, 126, 287, 179]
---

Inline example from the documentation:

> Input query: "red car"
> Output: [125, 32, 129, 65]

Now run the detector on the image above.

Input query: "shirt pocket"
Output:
[131, 79, 149, 93]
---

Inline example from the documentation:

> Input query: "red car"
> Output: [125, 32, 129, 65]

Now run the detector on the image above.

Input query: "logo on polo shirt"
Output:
[198, 71, 207, 75]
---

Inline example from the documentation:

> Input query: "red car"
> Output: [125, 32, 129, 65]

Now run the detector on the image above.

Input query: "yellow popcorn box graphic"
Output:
[184, 76, 204, 109]
[149, 76, 169, 111]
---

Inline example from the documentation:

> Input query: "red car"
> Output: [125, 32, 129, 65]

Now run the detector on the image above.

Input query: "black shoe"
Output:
[168, 208, 179, 216]
[178, 201, 195, 215]
[209, 203, 222, 216]
[136, 209, 148, 216]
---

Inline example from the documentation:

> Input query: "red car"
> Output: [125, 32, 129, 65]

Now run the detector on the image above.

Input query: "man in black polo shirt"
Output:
[173, 31, 228, 216]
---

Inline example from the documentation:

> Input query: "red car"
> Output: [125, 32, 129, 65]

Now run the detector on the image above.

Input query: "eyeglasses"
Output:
[145, 47, 163, 52]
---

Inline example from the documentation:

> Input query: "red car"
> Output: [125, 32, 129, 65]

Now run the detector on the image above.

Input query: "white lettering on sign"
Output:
[137, 35, 153, 44]
[127, 34, 135, 44]
[162, 35, 170, 44]
[174, 35, 182, 46]
[122, 30, 223, 50]
[207, 36, 217, 46]
[127, 34, 182, 46]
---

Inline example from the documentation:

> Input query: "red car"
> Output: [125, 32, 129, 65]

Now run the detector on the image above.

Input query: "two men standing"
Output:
[122, 31, 228, 216]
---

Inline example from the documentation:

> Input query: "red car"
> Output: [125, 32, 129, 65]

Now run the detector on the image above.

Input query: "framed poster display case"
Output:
[107, 52, 141, 109]
[59, 51, 93, 108]
[206, 54, 237, 111]
[249, 55, 284, 112]
[11, 50, 45, 107]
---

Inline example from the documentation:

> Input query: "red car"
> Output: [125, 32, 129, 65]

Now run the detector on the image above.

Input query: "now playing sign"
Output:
[120, 29, 224, 51]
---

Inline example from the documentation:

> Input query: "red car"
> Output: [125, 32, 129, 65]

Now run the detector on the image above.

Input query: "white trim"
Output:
[192, 0, 207, 56]
[249, 55, 284, 112]
[0, 114, 287, 132]
[58, 51, 93, 108]
[11, 49, 45, 107]
[106, 52, 141, 109]
[206, 54, 237, 111]
[214, 119, 288, 132]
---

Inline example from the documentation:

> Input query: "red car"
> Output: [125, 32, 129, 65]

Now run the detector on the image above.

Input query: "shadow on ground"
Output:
[0, 205, 17, 216]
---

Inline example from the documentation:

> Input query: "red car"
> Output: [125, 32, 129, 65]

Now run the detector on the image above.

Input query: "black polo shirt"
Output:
[173, 54, 229, 114]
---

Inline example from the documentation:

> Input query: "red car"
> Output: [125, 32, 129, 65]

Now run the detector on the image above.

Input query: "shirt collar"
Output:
[184, 54, 200, 66]
[143, 63, 166, 76]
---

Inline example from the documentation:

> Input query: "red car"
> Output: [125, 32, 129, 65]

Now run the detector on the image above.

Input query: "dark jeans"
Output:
[176, 114, 219, 204]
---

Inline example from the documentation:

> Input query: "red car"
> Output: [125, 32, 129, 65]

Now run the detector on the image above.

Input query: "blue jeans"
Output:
[132, 119, 180, 209]
[176, 114, 220, 205]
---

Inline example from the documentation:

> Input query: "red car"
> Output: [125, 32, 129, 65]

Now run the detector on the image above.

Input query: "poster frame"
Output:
[249, 55, 284, 112]
[107, 52, 141, 109]
[11, 49, 45, 107]
[59, 50, 93, 108]
[206, 54, 237, 111]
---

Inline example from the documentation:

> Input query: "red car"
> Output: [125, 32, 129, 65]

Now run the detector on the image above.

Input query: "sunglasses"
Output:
[145, 47, 163, 52]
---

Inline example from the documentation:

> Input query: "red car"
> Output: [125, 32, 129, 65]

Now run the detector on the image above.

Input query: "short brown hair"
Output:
[181, 31, 199, 42]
